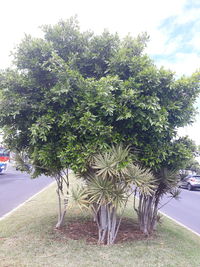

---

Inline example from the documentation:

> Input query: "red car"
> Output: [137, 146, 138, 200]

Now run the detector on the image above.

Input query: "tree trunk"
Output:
[137, 194, 158, 236]
[55, 171, 69, 229]
[55, 190, 68, 228]
[95, 204, 119, 245]
[98, 205, 108, 244]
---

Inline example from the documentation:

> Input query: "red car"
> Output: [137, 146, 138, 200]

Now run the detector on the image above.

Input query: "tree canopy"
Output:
[0, 17, 199, 176]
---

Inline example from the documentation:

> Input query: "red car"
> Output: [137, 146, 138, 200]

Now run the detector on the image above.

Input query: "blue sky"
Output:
[147, 0, 200, 144]
[1, 0, 200, 144]
[150, 0, 200, 76]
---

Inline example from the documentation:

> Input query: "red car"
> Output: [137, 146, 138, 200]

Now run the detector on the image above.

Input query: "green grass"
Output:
[1, 174, 200, 267]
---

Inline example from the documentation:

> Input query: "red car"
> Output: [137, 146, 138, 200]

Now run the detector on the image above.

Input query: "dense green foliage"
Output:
[0, 17, 199, 177]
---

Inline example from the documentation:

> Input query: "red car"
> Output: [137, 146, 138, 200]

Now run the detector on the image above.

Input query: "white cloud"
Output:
[176, 6, 200, 24]
[147, 33, 183, 57]
[0, 0, 187, 68]
[178, 121, 200, 145]
[189, 35, 200, 51]
[156, 53, 200, 75]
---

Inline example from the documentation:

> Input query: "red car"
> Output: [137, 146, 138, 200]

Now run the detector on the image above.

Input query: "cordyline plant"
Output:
[134, 138, 196, 236]
[134, 167, 180, 236]
[71, 145, 155, 245]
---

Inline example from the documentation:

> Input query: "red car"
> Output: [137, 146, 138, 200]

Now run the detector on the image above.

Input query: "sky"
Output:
[1, 0, 200, 144]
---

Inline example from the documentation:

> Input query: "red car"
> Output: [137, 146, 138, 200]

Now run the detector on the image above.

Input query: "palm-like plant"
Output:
[72, 144, 155, 245]
[134, 166, 180, 235]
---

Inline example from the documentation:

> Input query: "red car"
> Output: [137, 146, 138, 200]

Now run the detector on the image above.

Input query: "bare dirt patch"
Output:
[55, 218, 153, 244]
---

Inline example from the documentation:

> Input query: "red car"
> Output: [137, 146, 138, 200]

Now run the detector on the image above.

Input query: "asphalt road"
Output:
[160, 188, 200, 234]
[0, 164, 53, 218]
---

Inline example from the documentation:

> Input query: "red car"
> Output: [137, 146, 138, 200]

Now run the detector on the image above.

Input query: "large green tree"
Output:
[0, 17, 200, 231]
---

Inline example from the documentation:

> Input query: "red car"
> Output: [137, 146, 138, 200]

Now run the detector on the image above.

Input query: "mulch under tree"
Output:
[54, 218, 156, 245]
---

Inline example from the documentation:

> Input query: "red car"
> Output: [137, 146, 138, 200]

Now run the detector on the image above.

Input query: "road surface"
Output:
[0, 164, 53, 217]
[160, 188, 200, 234]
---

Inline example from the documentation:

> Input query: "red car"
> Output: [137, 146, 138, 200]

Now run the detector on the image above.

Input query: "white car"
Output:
[179, 175, 200, 191]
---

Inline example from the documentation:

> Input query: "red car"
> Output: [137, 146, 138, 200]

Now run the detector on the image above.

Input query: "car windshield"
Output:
[193, 176, 200, 180]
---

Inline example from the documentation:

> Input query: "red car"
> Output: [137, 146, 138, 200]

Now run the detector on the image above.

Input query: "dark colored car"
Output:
[179, 175, 200, 191]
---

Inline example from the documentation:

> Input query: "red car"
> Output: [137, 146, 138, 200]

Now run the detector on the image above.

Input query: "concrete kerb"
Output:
[159, 210, 200, 238]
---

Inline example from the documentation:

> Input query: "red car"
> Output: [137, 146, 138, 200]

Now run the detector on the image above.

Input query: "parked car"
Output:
[179, 175, 200, 191]
[0, 162, 7, 173]
[0, 147, 9, 173]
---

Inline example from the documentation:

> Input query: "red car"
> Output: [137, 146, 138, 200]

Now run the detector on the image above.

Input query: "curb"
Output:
[0, 181, 55, 221]
[160, 210, 200, 238]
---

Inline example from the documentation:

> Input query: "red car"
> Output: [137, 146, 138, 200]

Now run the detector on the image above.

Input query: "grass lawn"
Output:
[1, 174, 200, 267]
